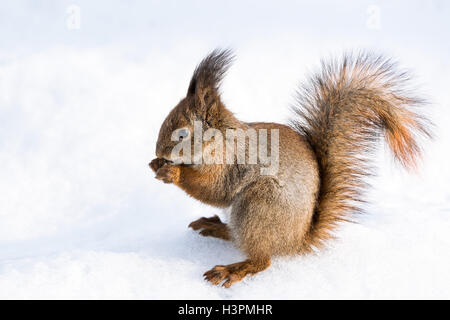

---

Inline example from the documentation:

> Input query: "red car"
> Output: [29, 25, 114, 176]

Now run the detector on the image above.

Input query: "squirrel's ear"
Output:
[186, 49, 234, 115]
[195, 88, 221, 124]
[190, 87, 219, 119]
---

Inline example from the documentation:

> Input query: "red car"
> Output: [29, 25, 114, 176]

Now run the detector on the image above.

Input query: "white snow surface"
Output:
[0, 0, 449, 299]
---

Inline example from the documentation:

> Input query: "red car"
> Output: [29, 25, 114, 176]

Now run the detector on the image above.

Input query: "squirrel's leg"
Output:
[203, 179, 275, 287]
[204, 178, 306, 287]
[204, 258, 271, 288]
[188, 215, 231, 241]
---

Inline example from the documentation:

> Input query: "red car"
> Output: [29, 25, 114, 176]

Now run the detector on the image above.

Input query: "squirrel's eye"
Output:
[177, 128, 190, 139]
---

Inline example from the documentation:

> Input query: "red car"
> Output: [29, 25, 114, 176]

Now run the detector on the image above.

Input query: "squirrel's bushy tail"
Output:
[291, 52, 432, 250]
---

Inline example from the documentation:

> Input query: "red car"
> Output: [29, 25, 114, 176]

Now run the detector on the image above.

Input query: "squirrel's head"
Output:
[155, 49, 238, 162]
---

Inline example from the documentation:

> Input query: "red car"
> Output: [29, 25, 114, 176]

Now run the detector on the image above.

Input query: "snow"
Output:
[0, 0, 449, 299]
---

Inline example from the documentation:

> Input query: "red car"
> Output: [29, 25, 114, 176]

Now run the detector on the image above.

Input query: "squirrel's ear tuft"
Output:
[187, 48, 234, 100]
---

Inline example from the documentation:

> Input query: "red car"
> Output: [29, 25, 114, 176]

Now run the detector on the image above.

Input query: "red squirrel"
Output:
[149, 49, 431, 287]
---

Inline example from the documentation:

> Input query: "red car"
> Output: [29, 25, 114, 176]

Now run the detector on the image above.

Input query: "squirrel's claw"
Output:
[203, 265, 228, 286]
[188, 216, 231, 241]
[188, 215, 221, 230]
[203, 265, 242, 288]
[204, 260, 271, 288]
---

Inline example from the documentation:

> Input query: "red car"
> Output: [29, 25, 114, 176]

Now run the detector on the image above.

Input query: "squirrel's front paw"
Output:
[155, 164, 180, 184]
[149, 158, 169, 173]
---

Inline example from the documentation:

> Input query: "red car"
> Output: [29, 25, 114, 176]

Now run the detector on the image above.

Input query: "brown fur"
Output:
[149, 49, 432, 287]
[291, 53, 432, 249]
[188, 215, 231, 241]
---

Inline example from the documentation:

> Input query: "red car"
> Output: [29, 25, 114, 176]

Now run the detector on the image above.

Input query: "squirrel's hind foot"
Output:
[203, 259, 271, 288]
[188, 215, 231, 241]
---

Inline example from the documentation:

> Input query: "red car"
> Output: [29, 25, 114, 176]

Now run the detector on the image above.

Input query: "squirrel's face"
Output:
[155, 92, 235, 164]
[154, 49, 236, 163]
[155, 97, 197, 161]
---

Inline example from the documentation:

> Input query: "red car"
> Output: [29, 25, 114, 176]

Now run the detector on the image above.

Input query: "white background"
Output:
[0, 0, 449, 299]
